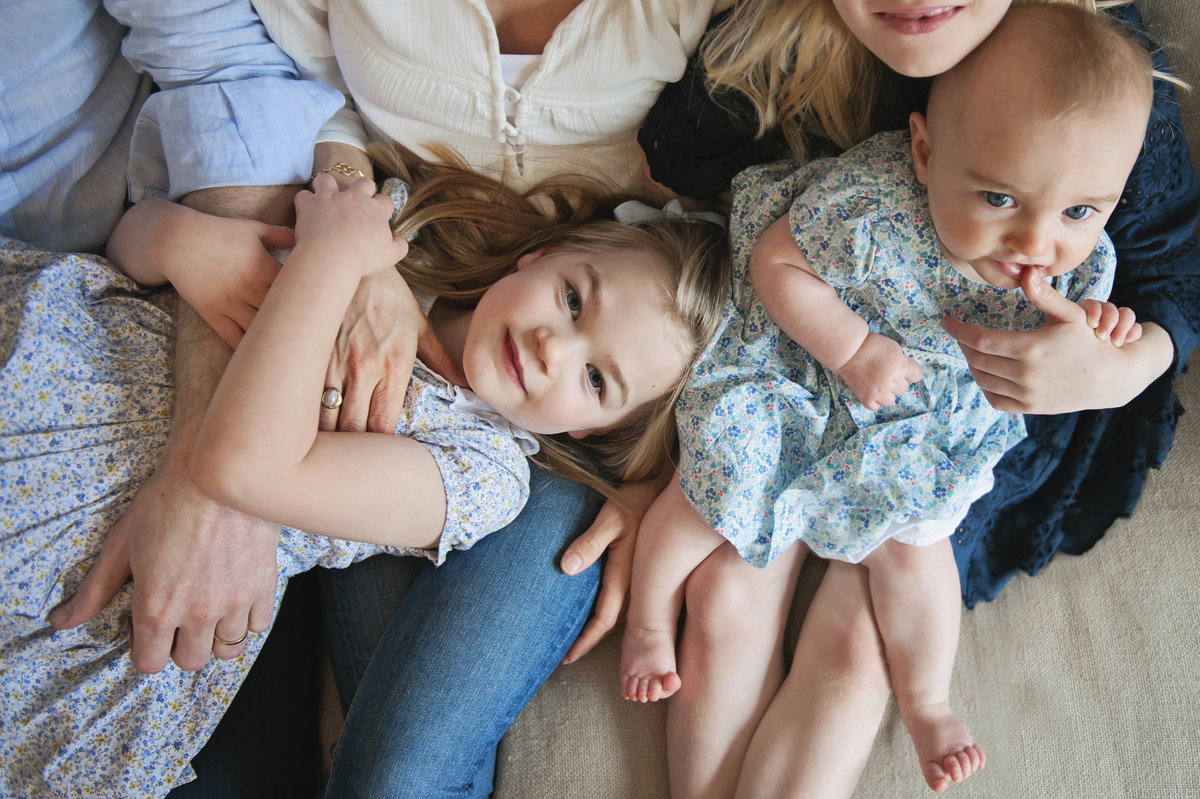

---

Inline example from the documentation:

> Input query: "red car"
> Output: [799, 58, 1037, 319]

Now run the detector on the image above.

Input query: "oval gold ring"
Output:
[321, 387, 344, 410]
[214, 631, 249, 647]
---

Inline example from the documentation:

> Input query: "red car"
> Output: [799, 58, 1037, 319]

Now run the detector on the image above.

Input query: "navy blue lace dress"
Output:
[639, 5, 1200, 606]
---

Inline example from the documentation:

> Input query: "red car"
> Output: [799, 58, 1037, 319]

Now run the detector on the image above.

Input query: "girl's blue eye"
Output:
[1063, 205, 1093, 220]
[587, 366, 604, 394]
[984, 192, 1013, 208]
[565, 285, 582, 317]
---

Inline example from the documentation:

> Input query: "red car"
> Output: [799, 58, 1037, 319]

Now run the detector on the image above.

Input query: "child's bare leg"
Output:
[621, 476, 724, 702]
[667, 540, 806, 799]
[734, 561, 891, 799]
[863, 538, 985, 792]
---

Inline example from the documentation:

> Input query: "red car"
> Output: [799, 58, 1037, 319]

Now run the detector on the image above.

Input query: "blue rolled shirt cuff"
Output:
[129, 76, 345, 201]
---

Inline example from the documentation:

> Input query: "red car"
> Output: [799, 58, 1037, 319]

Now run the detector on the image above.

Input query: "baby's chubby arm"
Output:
[749, 217, 922, 410]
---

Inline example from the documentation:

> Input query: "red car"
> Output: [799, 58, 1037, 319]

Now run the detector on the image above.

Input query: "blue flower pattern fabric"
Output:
[0, 211, 532, 795]
[677, 131, 1116, 567]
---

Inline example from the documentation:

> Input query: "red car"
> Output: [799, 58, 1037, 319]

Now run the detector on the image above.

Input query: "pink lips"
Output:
[875, 6, 960, 34]
[504, 331, 526, 391]
[993, 260, 1040, 282]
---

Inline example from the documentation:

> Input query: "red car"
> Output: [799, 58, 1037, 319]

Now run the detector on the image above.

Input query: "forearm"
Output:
[160, 186, 299, 444]
[200, 245, 358, 478]
[313, 142, 373, 189]
[749, 219, 868, 373]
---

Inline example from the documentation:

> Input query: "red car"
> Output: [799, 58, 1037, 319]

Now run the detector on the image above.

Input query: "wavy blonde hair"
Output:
[702, 0, 1109, 160]
[371, 144, 730, 499]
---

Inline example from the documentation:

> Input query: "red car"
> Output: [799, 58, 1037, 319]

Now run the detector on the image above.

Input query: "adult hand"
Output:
[321, 267, 465, 433]
[47, 437, 280, 673]
[560, 477, 667, 664]
[941, 269, 1173, 414]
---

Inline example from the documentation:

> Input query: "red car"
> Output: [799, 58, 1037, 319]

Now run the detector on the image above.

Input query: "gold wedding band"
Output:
[321, 387, 344, 410]
[214, 631, 249, 647]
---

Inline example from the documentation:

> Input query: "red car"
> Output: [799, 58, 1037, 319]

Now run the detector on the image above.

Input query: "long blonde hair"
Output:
[702, 0, 1106, 161]
[372, 144, 730, 499]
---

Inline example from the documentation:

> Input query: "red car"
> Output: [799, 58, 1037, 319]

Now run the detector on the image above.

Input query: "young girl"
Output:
[0, 152, 728, 798]
[621, 4, 1153, 793]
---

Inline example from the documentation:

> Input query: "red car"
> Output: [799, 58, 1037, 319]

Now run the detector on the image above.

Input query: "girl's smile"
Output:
[504, 331, 526, 391]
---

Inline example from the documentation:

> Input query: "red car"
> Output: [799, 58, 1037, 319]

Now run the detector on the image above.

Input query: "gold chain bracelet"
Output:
[311, 162, 366, 181]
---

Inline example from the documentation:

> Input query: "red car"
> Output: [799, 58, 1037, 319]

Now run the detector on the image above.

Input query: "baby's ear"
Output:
[909, 111, 932, 185]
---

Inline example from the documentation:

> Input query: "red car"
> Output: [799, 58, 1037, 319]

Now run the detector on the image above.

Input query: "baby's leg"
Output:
[733, 561, 891, 799]
[667, 541, 806, 799]
[620, 476, 724, 702]
[862, 538, 985, 792]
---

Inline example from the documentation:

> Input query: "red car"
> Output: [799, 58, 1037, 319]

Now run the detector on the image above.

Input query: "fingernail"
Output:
[562, 553, 583, 575]
[1097, 330, 1108, 341]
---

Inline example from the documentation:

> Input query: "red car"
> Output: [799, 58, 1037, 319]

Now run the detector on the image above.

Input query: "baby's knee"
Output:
[684, 548, 775, 641]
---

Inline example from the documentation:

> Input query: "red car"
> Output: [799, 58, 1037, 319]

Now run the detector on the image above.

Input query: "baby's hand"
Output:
[838, 332, 923, 410]
[293, 174, 408, 278]
[1079, 299, 1142, 347]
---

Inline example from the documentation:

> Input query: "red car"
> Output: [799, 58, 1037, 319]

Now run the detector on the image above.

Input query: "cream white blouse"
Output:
[251, 0, 730, 192]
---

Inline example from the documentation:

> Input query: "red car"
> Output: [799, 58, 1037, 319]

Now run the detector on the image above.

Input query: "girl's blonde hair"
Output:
[371, 144, 731, 500]
[701, 0, 1106, 160]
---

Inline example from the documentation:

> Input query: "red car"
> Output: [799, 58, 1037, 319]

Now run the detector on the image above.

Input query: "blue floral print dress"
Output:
[0, 208, 535, 795]
[677, 131, 1116, 567]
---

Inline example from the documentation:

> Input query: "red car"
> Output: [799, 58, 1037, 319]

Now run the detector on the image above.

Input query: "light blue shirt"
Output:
[0, 0, 344, 253]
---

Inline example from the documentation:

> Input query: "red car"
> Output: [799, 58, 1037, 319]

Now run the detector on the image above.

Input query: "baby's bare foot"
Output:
[902, 701, 986, 792]
[619, 624, 682, 703]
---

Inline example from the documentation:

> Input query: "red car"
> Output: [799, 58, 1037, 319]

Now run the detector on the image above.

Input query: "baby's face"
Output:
[831, 0, 1010, 77]
[910, 95, 1149, 289]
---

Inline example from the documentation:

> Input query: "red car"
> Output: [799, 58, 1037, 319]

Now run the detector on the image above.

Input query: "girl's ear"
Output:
[909, 111, 932, 185]
[516, 247, 553, 271]
[566, 428, 609, 440]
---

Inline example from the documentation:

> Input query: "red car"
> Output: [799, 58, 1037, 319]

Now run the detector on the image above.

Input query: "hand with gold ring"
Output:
[214, 630, 249, 647]
[321, 386, 344, 410]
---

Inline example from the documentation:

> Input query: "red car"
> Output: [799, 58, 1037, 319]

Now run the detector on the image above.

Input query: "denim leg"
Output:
[319, 554, 423, 713]
[323, 465, 604, 799]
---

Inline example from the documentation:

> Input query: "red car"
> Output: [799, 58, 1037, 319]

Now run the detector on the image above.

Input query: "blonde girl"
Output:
[0, 153, 728, 798]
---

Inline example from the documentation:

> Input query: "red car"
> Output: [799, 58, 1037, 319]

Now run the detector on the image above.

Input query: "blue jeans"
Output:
[321, 464, 604, 798]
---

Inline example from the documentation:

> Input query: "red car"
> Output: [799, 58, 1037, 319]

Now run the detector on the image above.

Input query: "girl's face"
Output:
[462, 246, 692, 436]
[831, 0, 1010, 77]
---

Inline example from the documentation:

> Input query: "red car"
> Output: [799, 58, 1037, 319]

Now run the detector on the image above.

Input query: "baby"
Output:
[621, 3, 1153, 792]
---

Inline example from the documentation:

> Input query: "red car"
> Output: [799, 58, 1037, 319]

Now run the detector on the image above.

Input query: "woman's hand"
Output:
[294, 175, 461, 432]
[559, 475, 670, 664]
[941, 269, 1174, 414]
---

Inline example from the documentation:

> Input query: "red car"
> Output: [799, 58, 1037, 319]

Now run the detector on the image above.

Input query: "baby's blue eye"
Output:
[587, 366, 604, 393]
[984, 192, 1013, 208]
[1063, 205, 1093, 220]
[565, 285, 582, 317]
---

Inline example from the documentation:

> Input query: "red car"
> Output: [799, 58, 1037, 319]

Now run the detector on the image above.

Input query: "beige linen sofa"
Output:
[325, 2, 1200, 796]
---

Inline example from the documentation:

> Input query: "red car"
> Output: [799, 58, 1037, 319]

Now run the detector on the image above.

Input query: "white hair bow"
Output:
[613, 199, 727, 229]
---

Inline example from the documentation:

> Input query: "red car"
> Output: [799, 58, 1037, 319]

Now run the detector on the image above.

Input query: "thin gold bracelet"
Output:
[311, 162, 366, 181]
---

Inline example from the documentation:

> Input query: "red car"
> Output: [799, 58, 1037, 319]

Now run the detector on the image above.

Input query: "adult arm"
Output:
[50, 185, 302, 672]
[942, 5, 1200, 414]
